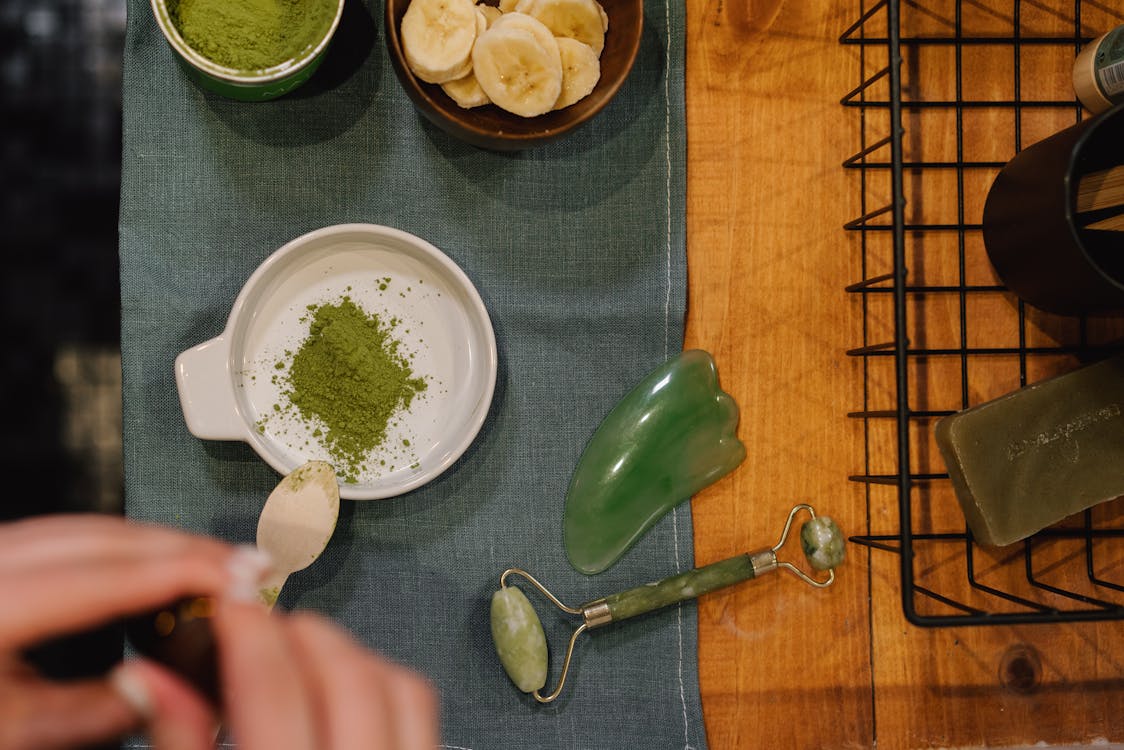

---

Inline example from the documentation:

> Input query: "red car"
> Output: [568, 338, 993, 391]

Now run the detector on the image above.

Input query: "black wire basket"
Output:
[843, 0, 1124, 625]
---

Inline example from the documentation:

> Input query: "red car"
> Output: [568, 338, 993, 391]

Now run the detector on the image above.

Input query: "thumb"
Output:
[110, 659, 218, 750]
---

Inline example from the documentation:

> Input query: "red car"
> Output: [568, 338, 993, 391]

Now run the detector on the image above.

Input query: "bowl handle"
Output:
[175, 336, 247, 441]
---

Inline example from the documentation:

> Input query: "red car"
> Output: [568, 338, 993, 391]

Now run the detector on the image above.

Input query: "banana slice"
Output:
[401, 0, 480, 84]
[442, 70, 491, 108]
[553, 37, 600, 109]
[477, 2, 503, 25]
[472, 26, 563, 117]
[514, 0, 606, 56]
[491, 12, 561, 72]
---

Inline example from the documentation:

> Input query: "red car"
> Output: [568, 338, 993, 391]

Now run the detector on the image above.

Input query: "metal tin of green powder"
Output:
[150, 0, 344, 102]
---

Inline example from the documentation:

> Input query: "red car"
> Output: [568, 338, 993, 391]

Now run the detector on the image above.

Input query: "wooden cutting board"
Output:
[684, 0, 1124, 747]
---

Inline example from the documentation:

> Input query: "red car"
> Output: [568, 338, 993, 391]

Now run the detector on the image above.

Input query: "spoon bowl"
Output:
[256, 460, 341, 606]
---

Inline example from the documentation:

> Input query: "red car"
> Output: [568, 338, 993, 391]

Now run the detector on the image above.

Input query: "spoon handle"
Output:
[258, 569, 291, 610]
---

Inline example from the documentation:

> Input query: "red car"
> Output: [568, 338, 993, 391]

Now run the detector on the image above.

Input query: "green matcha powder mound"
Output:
[169, 0, 337, 71]
[279, 297, 426, 483]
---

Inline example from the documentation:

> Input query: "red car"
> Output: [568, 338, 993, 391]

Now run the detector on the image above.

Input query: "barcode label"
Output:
[1100, 58, 1124, 97]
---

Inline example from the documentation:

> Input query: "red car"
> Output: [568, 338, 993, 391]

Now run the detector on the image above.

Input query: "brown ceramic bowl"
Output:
[385, 0, 642, 150]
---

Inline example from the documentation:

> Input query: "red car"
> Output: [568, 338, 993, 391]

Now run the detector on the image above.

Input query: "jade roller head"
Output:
[490, 503, 844, 703]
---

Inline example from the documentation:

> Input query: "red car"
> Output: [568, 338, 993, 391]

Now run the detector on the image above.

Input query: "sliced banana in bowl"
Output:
[400, 0, 479, 84]
[441, 69, 491, 109]
[491, 11, 563, 67]
[402, 0, 603, 116]
[386, 0, 642, 149]
[472, 25, 563, 117]
[516, 0, 608, 56]
[554, 36, 601, 110]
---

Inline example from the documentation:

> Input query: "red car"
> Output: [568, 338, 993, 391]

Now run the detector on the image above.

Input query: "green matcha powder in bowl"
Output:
[150, 0, 344, 101]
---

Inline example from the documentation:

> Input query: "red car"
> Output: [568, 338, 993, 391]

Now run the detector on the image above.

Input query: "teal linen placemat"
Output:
[119, 1, 700, 747]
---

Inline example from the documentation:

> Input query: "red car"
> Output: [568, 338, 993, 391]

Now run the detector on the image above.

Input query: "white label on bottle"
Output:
[1100, 59, 1124, 97]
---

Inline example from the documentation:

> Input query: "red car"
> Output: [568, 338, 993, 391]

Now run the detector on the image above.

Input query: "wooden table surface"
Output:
[684, 1, 1124, 747]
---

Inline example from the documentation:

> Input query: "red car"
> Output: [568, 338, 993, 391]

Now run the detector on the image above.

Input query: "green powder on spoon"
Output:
[169, 0, 338, 71]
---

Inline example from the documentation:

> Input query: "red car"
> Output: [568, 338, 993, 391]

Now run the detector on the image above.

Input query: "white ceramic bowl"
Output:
[175, 224, 497, 500]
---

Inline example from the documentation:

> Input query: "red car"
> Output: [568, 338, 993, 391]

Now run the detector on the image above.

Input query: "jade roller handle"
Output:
[581, 552, 767, 626]
[581, 512, 843, 627]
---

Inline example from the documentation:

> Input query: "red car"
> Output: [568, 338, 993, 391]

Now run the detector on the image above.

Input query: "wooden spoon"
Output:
[256, 460, 341, 608]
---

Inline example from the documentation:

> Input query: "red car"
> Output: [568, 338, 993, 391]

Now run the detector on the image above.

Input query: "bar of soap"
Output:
[935, 353, 1124, 547]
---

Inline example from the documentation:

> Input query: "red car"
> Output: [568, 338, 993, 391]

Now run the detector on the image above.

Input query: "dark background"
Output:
[2, 0, 127, 686]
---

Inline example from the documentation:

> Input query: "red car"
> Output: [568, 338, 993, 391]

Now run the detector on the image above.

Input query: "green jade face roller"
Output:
[491, 503, 845, 703]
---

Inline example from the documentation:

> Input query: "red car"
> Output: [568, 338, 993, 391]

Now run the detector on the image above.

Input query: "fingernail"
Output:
[110, 662, 153, 719]
[225, 545, 272, 603]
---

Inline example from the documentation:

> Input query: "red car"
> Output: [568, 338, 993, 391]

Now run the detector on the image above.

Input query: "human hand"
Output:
[0, 514, 439, 750]
[206, 601, 439, 750]
[0, 513, 252, 749]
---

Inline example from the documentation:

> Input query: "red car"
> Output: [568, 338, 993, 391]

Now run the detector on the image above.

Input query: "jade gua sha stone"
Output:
[564, 349, 747, 575]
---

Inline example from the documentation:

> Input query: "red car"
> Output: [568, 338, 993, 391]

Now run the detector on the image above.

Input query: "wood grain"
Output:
[685, 1, 870, 748]
[686, 0, 1124, 747]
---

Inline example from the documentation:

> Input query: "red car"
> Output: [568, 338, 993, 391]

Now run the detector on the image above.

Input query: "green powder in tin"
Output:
[169, 0, 337, 71]
[279, 298, 426, 482]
